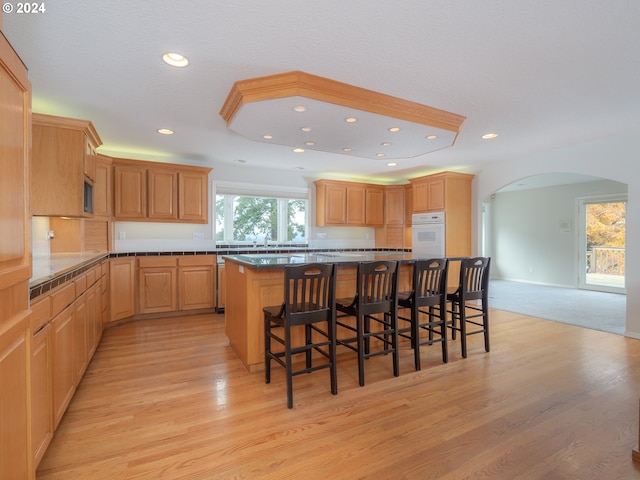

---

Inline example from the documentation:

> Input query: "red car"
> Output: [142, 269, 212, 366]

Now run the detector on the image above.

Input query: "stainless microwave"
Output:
[84, 181, 93, 214]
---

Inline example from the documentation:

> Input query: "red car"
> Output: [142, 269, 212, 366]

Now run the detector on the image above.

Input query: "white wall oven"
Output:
[411, 212, 445, 258]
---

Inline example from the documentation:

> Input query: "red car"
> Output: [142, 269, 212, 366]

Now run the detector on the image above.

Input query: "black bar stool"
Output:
[446, 257, 491, 358]
[264, 263, 337, 408]
[335, 260, 399, 386]
[397, 258, 449, 370]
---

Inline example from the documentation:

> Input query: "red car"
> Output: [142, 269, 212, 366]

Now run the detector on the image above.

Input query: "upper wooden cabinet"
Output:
[315, 179, 384, 227]
[410, 171, 474, 214]
[32, 113, 102, 217]
[113, 158, 211, 223]
[93, 154, 112, 218]
[384, 186, 405, 226]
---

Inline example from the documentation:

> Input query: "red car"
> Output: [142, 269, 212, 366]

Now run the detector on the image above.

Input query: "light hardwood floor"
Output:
[37, 310, 640, 479]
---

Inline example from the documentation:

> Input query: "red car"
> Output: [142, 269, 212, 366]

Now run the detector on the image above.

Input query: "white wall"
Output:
[473, 132, 640, 338]
[491, 180, 627, 286]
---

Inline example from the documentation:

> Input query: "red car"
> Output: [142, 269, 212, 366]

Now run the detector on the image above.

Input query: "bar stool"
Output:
[446, 257, 491, 358]
[264, 263, 337, 408]
[397, 258, 448, 370]
[335, 260, 399, 387]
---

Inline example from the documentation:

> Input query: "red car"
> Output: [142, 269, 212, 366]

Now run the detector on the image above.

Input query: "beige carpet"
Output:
[488, 279, 626, 335]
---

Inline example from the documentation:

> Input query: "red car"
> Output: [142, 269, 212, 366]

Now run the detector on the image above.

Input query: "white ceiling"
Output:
[3, 1, 640, 184]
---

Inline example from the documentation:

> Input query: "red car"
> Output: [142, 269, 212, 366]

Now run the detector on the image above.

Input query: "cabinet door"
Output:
[148, 168, 178, 220]
[93, 156, 111, 217]
[217, 264, 226, 310]
[84, 135, 97, 182]
[73, 294, 88, 384]
[346, 185, 366, 225]
[365, 187, 384, 226]
[427, 178, 445, 211]
[412, 180, 429, 213]
[179, 266, 215, 310]
[0, 315, 30, 480]
[114, 164, 147, 219]
[324, 183, 347, 224]
[385, 186, 405, 225]
[138, 267, 177, 314]
[0, 33, 31, 291]
[110, 258, 136, 321]
[31, 323, 53, 467]
[52, 304, 76, 429]
[178, 172, 208, 222]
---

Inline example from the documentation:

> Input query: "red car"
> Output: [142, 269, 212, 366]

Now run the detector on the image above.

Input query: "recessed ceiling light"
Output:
[386, 162, 398, 167]
[301, 127, 312, 132]
[345, 117, 358, 123]
[376, 153, 385, 157]
[293, 148, 305, 153]
[482, 133, 498, 139]
[263, 134, 273, 139]
[389, 127, 400, 132]
[381, 142, 392, 147]
[343, 147, 352, 152]
[426, 135, 438, 140]
[293, 105, 306, 112]
[305, 141, 315, 146]
[157, 128, 174, 135]
[162, 52, 189, 67]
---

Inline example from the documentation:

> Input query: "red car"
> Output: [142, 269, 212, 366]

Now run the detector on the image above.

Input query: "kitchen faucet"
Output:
[264, 235, 270, 247]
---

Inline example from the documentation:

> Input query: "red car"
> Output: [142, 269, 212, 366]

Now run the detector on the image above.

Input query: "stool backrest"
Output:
[414, 258, 448, 305]
[459, 257, 491, 301]
[356, 260, 399, 315]
[284, 263, 336, 326]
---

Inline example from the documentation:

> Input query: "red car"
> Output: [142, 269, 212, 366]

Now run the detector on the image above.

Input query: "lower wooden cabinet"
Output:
[31, 322, 53, 465]
[178, 256, 215, 311]
[110, 257, 136, 322]
[134, 255, 217, 315]
[51, 304, 76, 429]
[216, 263, 226, 311]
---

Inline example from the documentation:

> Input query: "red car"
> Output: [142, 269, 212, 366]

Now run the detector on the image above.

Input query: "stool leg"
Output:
[264, 315, 271, 384]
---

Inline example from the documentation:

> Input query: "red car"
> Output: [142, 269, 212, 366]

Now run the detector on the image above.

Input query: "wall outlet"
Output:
[193, 232, 205, 240]
[317, 232, 327, 239]
[119, 232, 126, 240]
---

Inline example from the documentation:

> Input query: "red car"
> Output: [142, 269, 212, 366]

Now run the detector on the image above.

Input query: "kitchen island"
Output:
[222, 251, 415, 371]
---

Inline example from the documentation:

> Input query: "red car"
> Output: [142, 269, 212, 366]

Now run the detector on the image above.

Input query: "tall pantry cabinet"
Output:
[0, 30, 33, 479]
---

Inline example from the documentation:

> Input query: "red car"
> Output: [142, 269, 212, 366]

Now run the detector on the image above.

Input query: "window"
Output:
[215, 193, 308, 245]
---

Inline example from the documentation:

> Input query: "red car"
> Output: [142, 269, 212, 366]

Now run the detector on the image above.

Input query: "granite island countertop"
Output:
[222, 251, 415, 270]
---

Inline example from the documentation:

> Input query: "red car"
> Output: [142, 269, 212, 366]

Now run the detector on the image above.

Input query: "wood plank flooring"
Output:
[37, 310, 640, 479]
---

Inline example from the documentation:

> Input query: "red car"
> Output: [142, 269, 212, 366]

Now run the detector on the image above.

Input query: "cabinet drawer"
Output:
[30, 296, 51, 333]
[50, 283, 76, 317]
[178, 255, 214, 267]
[74, 274, 87, 296]
[86, 267, 97, 287]
[138, 256, 177, 268]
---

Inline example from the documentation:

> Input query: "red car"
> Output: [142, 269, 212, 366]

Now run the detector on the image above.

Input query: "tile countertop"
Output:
[222, 251, 415, 270]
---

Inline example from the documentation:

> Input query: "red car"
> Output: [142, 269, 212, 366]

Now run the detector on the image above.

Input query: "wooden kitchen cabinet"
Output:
[32, 113, 102, 217]
[365, 186, 384, 225]
[93, 154, 112, 218]
[51, 303, 76, 428]
[138, 256, 178, 314]
[113, 158, 211, 223]
[178, 255, 215, 310]
[216, 263, 226, 311]
[375, 185, 406, 248]
[316, 181, 347, 225]
[411, 175, 445, 212]
[110, 257, 136, 322]
[148, 168, 178, 220]
[179, 171, 209, 222]
[114, 163, 147, 219]
[0, 31, 32, 480]
[315, 179, 384, 226]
